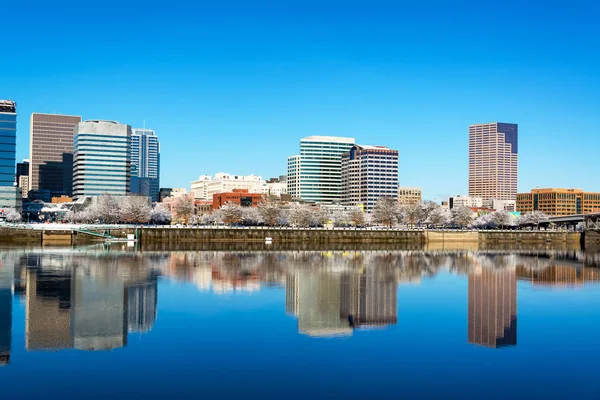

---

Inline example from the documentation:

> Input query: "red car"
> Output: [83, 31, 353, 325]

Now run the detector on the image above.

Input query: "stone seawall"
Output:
[0, 226, 584, 247]
[585, 230, 600, 250]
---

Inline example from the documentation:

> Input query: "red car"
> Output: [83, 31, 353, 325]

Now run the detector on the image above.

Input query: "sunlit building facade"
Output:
[516, 188, 600, 216]
[468, 122, 518, 201]
[287, 136, 355, 203]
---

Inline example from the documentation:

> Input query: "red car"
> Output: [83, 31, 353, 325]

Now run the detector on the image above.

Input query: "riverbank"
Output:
[0, 225, 584, 247]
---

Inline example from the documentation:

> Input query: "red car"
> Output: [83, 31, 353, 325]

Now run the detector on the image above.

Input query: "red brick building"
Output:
[212, 189, 263, 210]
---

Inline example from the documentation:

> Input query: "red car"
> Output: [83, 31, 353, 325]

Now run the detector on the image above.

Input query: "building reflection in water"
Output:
[17, 252, 160, 352]
[0, 258, 12, 365]
[0, 247, 597, 365]
[286, 266, 398, 337]
[468, 261, 517, 348]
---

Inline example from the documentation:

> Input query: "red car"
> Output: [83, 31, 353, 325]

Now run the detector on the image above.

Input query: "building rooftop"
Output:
[300, 135, 355, 143]
[0, 100, 16, 113]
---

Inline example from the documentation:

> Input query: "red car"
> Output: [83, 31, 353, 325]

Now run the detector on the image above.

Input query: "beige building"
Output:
[30, 113, 82, 196]
[191, 173, 264, 200]
[398, 186, 422, 205]
[468, 123, 518, 201]
[517, 188, 600, 216]
[19, 175, 29, 198]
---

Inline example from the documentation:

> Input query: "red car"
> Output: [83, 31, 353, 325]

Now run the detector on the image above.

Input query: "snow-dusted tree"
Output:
[173, 196, 194, 223]
[373, 197, 401, 227]
[310, 207, 328, 227]
[120, 196, 152, 224]
[219, 202, 244, 225]
[451, 206, 474, 227]
[331, 210, 351, 227]
[288, 204, 314, 227]
[491, 210, 512, 229]
[257, 201, 282, 226]
[6, 210, 21, 223]
[471, 213, 495, 229]
[519, 211, 549, 229]
[150, 203, 172, 225]
[201, 212, 220, 225]
[348, 208, 366, 227]
[96, 194, 121, 224]
[242, 206, 262, 226]
[189, 214, 201, 226]
[402, 201, 439, 225]
[426, 207, 452, 227]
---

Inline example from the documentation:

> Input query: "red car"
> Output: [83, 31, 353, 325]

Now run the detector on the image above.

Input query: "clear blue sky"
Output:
[2, 0, 599, 201]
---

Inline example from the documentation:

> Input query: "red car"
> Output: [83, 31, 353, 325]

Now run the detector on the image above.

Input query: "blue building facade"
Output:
[130, 128, 160, 202]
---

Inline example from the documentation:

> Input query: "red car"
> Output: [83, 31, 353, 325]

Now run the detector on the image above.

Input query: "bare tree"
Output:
[491, 210, 512, 229]
[331, 210, 351, 227]
[120, 196, 152, 224]
[426, 207, 452, 227]
[242, 207, 262, 225]
[173, 196, 194, 224]
[519, 211, 549, 229]
[373, 197, 400, 227]
[219, 202, 244, 225]
[348, 208, 365, 227]
[96, 194, 121, 224]
[6, 210, 21, 223]
[150, 203, 172, 225]
[451, 206, 474, 228]
[288, 204, 314, 227]
[257, 201, 282, 226]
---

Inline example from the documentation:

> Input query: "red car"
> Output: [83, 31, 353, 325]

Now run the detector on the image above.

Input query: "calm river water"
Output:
[0, 244, 600, 399]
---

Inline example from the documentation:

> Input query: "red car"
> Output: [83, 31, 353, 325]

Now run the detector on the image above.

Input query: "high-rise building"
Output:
[29, 113, 82, 197]
[341, 144, 398, 212]
[0, 101, 22, 213]
[73, 120, 131, 199]
[130, 128, 160, 202]
[16, 159, 29, 199]
[0, 101, 17, 187]
[287, 136, 355, 203]
[468, 266, 517, 348]
[398, 186, 422, 205]
[468, 122, 518, 201]
[517, 188, 600, 216]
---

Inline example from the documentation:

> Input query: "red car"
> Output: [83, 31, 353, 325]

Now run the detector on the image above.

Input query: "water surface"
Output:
[0, 246, 599, 399]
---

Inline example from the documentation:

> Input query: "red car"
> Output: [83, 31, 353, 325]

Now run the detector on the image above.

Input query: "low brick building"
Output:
[212, 189, 263, 210]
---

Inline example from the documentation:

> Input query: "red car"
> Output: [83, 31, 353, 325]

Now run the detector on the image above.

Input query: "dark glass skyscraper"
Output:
[0, 101, 17, 187]
[130, 128, 160, 202]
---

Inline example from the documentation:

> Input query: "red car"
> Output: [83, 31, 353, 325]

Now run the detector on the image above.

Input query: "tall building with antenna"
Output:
[130, 127, 160, 202]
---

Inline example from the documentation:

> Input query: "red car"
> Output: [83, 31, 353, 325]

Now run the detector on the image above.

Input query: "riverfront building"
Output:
[449, 195, 483, 209]
[72, 120, 131, 199]
[341, 144, 398, 212]
[287, 136, 355, 203]
[468, 122, 518, 201]
[29, 113, 82, 197]
[212, 188, 263, 210]
[398, 186, 422, 205]
[191, 173, 264, 200]
[516, 188, 600, 216]
[0, 101, 22, 213]
[130, 128, 160, 202]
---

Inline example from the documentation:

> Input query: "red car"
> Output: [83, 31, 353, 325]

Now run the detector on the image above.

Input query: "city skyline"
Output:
[2, 2, 599, 201]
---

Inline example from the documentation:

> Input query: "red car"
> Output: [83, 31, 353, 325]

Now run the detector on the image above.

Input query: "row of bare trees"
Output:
[65, 195, 550, 229]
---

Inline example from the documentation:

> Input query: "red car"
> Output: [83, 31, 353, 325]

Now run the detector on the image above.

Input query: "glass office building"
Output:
[73, 120, 131, 199]
[0, 101, 17, 186]
[287, 136, 355, 203]
[130, 128, 160, 202]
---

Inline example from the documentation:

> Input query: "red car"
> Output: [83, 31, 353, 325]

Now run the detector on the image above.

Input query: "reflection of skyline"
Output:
[17, 253, 160, 353]
[468, 266, 517, 348]
[286, 267, 398, 337]
[0, 247, 597, 366]
[0, 261, 12, 365]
